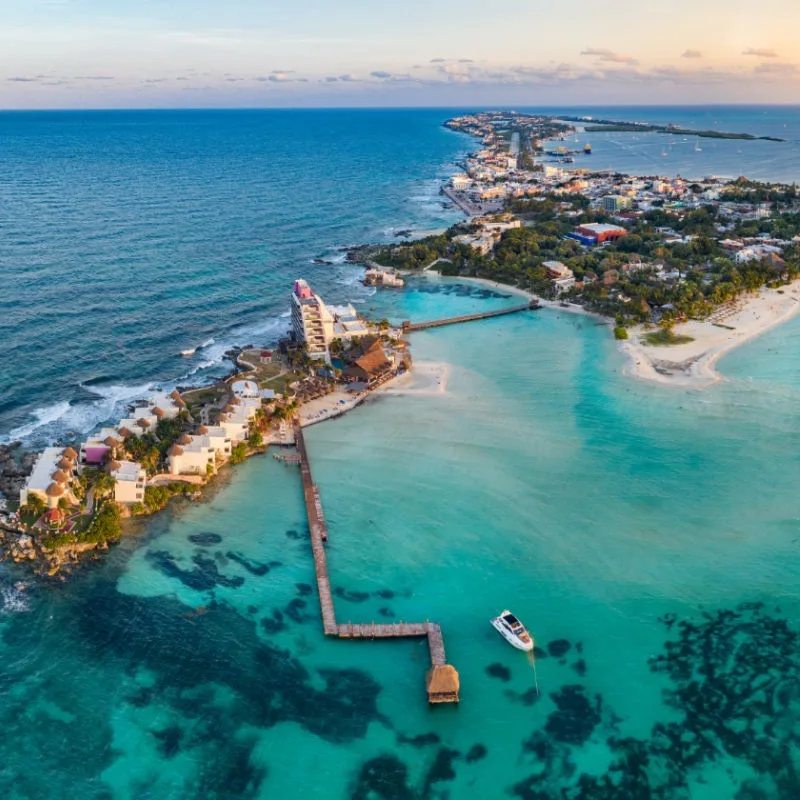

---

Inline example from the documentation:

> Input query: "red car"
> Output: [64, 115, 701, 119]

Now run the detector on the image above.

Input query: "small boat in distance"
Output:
[490, 610, 534, 651]
[180, 348, 197, 357]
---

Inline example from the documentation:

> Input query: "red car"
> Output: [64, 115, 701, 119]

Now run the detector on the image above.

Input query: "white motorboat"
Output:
[490, 609, 534, 652]
[180, 348, 197, 357]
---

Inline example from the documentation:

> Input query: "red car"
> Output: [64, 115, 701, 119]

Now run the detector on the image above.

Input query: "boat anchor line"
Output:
[293, 422, 460, 703]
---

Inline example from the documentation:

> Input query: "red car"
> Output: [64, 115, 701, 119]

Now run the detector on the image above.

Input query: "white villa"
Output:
[20, 446, 79, 509]
[109, 460, 147, 505]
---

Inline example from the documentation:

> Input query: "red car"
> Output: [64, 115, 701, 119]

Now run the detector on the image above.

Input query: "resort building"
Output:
[80, 427, 123, 466]
[291, 279, 332, 359]
[109, 461, 146, 505]
[363, 268, 404, 288]
[291, 279, 371, 360]
[167, 440, 216, 476]
[195, 426, 233, 460]
[343, 337, 393, 385]
[20, 447, 78, 509]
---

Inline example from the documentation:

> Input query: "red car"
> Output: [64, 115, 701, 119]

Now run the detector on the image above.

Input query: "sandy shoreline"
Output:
[438, 274, 800, 390]
[621, 280, 800, 389]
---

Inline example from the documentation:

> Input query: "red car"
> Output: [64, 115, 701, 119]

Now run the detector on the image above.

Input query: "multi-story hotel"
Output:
[290, 279, 370, 360]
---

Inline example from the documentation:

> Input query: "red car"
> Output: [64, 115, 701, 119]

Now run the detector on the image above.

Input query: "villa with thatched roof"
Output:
[63, 447, 78, 461]
[20, 447, 77, 510]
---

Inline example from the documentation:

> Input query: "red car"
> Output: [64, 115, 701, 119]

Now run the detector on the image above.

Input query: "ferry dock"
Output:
[402, 300, 536, 332]
[293, 421, 459, 703]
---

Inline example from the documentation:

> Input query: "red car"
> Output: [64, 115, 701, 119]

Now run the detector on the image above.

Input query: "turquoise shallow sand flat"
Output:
[3, 279, 800, 798]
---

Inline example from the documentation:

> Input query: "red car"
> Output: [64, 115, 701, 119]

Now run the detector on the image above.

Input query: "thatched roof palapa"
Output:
[46, 482, 65, 498]
[51, 470, 69, 484]
[178, 434, 193, 445]
[170, 390, 186, 406]
[152, 407, 166, 417]
[168, 444, 184, 456]
[197, 426, 210, 435]
[137, 418, 151, 428]
[104, 436, 120, 448]
[425, 665, 460, 703]
[108, 461, 122, 472]
[62, 447, 78, 460]
[57, 458, 74, 471]
[118, 427, 132, 438]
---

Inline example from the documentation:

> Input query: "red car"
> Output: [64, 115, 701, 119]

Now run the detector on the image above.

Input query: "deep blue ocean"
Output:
[2, 106, 800, 445]
[3, 107, 800, 799]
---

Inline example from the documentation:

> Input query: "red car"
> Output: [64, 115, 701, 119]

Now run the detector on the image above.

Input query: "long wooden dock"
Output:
[293, 422, 459, 702]
[402, 300, 536, 332]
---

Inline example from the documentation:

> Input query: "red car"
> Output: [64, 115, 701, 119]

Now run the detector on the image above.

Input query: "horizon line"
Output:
[2, 101, 800, 113]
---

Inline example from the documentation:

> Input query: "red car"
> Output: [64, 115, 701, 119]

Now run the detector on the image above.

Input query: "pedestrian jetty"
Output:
[401, 300, 536, 332]
[293, 422, 460, 703]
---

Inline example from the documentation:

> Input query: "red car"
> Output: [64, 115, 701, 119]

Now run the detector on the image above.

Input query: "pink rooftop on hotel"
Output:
[294, 279, 313, 300]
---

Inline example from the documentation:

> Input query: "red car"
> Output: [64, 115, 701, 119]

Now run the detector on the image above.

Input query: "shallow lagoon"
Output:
[2, 279, 800, 798]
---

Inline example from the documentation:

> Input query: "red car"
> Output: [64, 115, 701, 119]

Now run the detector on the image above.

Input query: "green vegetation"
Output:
[614, 326, 629, 340]
[249, 430, 263, 447]
[364, 193, 800, 329]
[82, 502, 122, 544]
[642, 328, 695, 346]
[229, 443, 248, 465]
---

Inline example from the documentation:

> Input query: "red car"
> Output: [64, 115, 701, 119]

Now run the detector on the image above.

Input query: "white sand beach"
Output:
[380, 361, 450, 396]
[621, 280, 800, 389]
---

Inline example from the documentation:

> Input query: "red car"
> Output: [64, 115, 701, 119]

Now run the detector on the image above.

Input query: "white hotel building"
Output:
[290, 279, 369, 360]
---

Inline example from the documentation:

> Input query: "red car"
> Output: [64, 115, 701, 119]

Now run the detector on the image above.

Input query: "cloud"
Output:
[271, 69, 295, 74]
[256, 72, 308, 83]
[370, 70, 393, 79]
[7, 76, 39, 82]
[742, 47, 778, 58]
[580, 48, 637, 65]
[458, 59, 474, 63]
[75, 75, 115, 81]
[682, 49, 703, 59]
[754, 61, 797, 74]
[142, 78, 167, 84]
[338, 73, 360, 82]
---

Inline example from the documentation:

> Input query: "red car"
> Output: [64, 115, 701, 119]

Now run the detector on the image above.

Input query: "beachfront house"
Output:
[109, 460, 146, 504]
[20, 447, 78, 509]
[167, 440, 215, 476]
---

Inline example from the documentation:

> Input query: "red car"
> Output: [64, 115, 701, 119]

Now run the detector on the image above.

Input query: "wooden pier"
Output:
[293, 422, 459, 703]
[402, 300, 537, 332]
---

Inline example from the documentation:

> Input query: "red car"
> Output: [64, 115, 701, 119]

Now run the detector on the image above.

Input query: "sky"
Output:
[1, 0, 799, 108]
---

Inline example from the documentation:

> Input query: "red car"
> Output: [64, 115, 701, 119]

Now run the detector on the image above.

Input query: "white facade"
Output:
[291, 279, 370, 359]
[111, 461, 146, 504]
[167, 442, 216, 476]
[20, 447, 76, 509]
[291, 279, 333, 358]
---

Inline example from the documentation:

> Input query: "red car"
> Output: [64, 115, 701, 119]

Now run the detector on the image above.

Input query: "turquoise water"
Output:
[3, 278, 800, 797]
[537, 104, 800, 182]
[4, 108, 800, 797]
